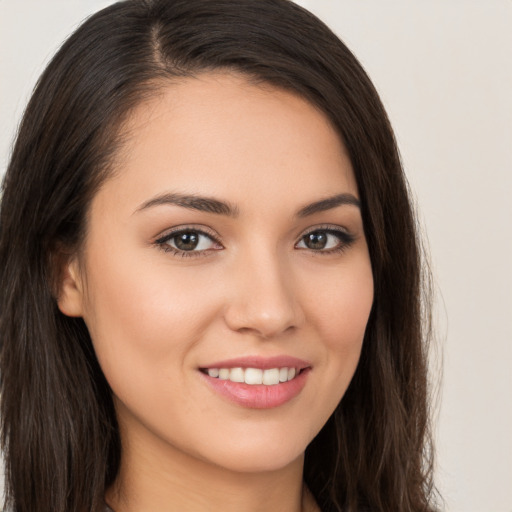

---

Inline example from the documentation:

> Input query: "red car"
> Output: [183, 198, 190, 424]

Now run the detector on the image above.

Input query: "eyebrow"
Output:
[135, 192, 240, 217]
[135, 191, 360, 217]
[296, 193, 361, 217]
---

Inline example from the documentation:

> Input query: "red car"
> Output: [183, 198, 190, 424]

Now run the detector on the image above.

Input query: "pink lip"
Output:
[200, 355, 311, 370]
[199, 355, 312, 409]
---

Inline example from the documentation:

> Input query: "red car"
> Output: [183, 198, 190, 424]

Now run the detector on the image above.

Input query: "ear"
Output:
[56, 255, 85, 318]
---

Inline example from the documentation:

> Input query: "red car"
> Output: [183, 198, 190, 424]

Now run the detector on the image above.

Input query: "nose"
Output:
[223, 250, 304, 339]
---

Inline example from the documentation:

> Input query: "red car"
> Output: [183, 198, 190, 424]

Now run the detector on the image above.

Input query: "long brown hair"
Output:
[0, 1, 438, 511]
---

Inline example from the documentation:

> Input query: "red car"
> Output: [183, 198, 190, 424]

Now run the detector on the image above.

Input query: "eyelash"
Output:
[154, 226, 222, 258]
[154, 224, 356, 258]
[298, 225, 356, 255]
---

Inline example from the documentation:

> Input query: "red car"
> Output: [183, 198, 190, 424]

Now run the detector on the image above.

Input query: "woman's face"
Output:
[60, 73, 373, 474]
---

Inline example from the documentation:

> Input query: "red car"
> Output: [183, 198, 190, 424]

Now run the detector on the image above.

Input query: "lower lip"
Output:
[200, 369, 310, 409]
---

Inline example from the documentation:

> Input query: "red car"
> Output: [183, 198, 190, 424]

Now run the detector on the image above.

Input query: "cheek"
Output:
[308, 255, 373, 343]
[305, 254, 373, 385]
[80, 248, 222, 398]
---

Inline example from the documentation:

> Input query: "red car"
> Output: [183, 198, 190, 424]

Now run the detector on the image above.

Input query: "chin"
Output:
[211, 448, 305, 475]
[193, 427, 312, 474]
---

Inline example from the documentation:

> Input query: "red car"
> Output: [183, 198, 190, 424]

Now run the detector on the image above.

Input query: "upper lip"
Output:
[200, 355, 311, 370]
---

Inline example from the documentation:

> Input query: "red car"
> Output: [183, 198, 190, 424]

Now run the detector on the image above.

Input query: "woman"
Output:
[0, 1, 438, 511]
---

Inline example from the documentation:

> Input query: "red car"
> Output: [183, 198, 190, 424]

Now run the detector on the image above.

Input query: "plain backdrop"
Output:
[1, 1, 511, 511]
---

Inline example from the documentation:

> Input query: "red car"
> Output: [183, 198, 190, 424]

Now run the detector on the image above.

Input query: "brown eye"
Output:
[296, 228, 355, 253]
[303, 232, 328, 250]
[156, 229, 220, 254]
[174, 231, 200, 251]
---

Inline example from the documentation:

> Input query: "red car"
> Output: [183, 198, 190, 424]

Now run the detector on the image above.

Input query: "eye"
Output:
[155, 228, 222, 256]
[296, 227, 355, 253]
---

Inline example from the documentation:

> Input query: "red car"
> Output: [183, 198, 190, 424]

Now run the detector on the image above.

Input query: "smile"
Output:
[202, 367, 299, 385]
[199, 357, 311, 409]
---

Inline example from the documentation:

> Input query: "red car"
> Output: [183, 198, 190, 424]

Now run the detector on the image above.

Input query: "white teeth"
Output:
[205, 366, 300, 385]
[230, 367, 244, 383]
[218, 368, 230, 380]
[244, 368, 263, 385]
[262, 368, 280, 385]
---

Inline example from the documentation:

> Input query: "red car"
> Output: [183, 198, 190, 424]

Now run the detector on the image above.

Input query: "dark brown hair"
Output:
[0, 1, 438, 511]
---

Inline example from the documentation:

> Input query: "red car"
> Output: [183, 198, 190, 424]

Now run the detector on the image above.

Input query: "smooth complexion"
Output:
[58, 73, 374, 512]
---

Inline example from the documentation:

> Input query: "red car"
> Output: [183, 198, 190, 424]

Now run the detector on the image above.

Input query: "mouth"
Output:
[200, 366, 304, 385]
[198, 356, 311, 409]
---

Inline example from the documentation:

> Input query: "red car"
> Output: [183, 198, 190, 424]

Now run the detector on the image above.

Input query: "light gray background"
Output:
[1, 1, 511, 511]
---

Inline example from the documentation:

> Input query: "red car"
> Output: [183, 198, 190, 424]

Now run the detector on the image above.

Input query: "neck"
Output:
[106, 419, 317, 512]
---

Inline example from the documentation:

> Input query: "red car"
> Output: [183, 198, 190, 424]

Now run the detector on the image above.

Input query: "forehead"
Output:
[96, 72, 357, 215]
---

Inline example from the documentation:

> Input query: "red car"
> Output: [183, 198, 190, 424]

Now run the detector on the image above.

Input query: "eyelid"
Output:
[153, 224, 224, 257]
[296, 224, 353, 241]
[295, 224, 356, 252]
[154, 224, 222, 245]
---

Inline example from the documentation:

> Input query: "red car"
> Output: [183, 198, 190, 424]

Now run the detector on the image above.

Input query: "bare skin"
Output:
[58, 72, 373, 511]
